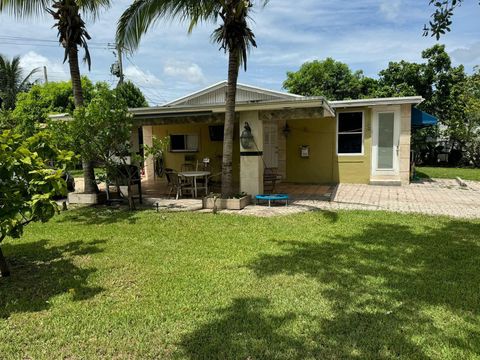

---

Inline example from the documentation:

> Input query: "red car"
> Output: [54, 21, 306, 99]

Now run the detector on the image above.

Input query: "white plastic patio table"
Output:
[178, 171, 210, 198]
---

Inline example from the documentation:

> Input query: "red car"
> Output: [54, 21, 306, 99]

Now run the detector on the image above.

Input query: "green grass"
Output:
[416, 166, 480, 181]
[69, 167, 105, 178]
[1, 208, 479, 359]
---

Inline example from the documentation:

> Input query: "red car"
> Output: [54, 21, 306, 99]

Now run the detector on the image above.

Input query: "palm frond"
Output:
[0, 54, 39, 109]
[211, 0, 257, 71]
[0, 0, 50, 18]
[116, 0, 219, 52]
[48, 1, 94, 70]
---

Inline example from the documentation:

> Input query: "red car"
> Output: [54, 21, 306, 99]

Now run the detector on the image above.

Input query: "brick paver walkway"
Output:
[220, 179, 480, 219]
[76, 177, 480, 219]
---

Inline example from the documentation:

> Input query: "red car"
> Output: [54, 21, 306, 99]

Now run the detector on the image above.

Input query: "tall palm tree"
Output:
[0, 54, 39, 110]
[0, 0, 110, 194]
[117, 0, 266, 196]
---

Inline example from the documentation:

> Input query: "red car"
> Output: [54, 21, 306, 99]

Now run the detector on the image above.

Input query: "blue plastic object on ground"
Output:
[255, 194, 289, 207]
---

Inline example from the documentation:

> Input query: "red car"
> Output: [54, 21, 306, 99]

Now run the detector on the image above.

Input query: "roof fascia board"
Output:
[330, 97, 424, 108]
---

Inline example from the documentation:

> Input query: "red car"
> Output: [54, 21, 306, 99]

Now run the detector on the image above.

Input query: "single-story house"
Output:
[130, 81, 435, 197]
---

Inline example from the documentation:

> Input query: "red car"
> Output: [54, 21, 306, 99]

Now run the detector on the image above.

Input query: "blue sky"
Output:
[0, 0, 479, 105]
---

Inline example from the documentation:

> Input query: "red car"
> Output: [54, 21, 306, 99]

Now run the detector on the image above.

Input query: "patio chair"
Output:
[181, 163, 195, 172]
[165, 170, 194, 199]
[106, 165, 143, 205]
[264, 167, 281, 194]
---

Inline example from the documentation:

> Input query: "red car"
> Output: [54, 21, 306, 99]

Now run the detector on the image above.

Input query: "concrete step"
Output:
[369, 179, 402, 186]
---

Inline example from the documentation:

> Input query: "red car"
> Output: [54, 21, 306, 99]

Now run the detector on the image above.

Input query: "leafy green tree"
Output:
[0, 0, 111, 194]
[115, 81, 148, 108]
[283, 58, 377, 100]
[117, 0, 267, 196]
[71, 89, 140, 208]
[0, 54, 39, 110]
[455, 68, 480, 166]
[10, 77, 96, 136]
[0, 130, 75, 276]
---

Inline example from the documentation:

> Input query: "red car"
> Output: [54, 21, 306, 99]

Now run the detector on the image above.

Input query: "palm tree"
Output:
[116, 0, 266, 196]
[0, 0, 110, 194]
[0, 54, 39, 110]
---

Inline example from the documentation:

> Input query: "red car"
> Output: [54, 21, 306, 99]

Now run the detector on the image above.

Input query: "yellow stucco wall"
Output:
[285, 117, 336, 183]
[151, 123, 240, 183]
[285, 108, 372, 184]
[334, 108, 372, 184]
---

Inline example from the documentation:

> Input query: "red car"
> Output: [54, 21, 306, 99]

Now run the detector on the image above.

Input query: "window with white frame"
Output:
[337, 112, 364, 154]
[169, 134, 199, 152]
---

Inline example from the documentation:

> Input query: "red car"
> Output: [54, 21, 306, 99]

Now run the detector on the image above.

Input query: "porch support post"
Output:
[143, 126, 155, 181]
[240, 111, 264, 198]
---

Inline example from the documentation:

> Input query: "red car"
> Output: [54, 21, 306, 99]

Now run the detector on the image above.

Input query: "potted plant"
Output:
[203, 192, 250, 211]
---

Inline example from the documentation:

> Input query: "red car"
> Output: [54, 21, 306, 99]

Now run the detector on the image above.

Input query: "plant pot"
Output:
[202, 196, 250, 210]
[68, 192, 107, 205]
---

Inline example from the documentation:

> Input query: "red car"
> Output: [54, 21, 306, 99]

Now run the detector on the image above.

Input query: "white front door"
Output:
[263, 122, 278, 168]
[372, 108, 400, 176]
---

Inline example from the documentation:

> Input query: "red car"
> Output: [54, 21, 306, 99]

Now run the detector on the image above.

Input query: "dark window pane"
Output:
[338, 134, 362, 154]
[338, 112, 363, 133]
[170, 135, 185, 151]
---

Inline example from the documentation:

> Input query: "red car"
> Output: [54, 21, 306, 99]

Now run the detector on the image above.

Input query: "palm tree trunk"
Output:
[0, 236, 10, 277]
[221, 49, 240, 196]
[68, 46, 98, 194]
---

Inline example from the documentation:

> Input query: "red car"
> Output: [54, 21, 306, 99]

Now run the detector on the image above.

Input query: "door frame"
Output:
[371, 106, 401, 177]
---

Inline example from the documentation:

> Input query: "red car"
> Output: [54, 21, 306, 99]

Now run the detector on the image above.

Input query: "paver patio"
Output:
[219, 179, 480, 219]
[74, 177, 480, 219]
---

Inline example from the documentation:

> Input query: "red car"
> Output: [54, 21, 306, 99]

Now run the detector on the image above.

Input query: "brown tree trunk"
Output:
[0, 241, 10, 277]
[68, 46, 98, 194]
[221, 49, 240, 196]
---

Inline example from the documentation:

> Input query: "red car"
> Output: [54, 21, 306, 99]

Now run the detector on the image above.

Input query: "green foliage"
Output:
[423, 0, 478, 39]
[72, 88, 132, 164]
[71, 88, 140, 208]
[10, 77, 104, 136]
[143, 135, 169, 160]
[283, 58, 376, 100]
[0, 110, 16, 130]
[115, 81, 148, 108]
[0, 130, 75, 242]
[0, 54, 39, 110]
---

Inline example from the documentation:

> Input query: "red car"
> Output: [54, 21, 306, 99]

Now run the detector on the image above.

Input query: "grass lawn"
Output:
[416, 166, 480, 181]
[69, 167, 105, 178]
[1, 208, 479, 359]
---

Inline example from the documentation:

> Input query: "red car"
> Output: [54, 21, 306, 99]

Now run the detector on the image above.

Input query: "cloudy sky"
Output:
[0, 0, 479, 105]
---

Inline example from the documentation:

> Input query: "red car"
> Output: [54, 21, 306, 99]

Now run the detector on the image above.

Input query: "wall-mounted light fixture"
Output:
[240, 122, 254, 149]
[282, 123, 291, 138]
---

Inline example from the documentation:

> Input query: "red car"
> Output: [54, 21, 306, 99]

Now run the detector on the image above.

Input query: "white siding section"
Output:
[182, 87, 285, 106]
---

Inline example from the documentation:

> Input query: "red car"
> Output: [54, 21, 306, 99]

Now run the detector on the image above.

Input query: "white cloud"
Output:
[164, 61, 207, 84]
[450, 42, 480, 65]
[19, 51, 69, 82]
[124, 66, 163, 86]
[379, 0, 403, 21]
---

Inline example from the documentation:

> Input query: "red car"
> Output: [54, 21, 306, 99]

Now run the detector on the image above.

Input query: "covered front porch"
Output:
[131, 102, 335, 201]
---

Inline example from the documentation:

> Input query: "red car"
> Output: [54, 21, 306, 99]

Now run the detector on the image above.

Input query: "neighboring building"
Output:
[131, 81, 434, 196]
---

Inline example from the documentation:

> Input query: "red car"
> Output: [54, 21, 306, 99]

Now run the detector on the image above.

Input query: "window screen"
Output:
[170, 134, 199, 152]
[337, 112, 363, 154]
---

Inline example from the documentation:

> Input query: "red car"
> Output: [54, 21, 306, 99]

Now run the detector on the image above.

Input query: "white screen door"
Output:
[372, 109, 400, 176]
[263, 122, 278, 168]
